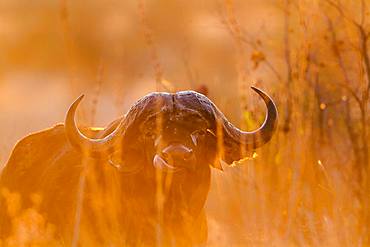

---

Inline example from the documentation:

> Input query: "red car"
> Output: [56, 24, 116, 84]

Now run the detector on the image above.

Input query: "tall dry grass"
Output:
[0, 0, 369, 246]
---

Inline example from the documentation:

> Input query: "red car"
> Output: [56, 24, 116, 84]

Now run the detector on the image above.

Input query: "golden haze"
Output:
[0, 0, 369, 246]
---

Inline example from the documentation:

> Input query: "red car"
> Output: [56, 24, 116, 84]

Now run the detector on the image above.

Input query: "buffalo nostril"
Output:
[161, 152, 171, 162]
[165, 150, 193, 161]
[161, 144, 193, 161]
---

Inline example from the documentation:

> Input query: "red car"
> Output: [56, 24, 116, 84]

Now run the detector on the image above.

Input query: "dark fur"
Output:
[0, 90, 276, 246]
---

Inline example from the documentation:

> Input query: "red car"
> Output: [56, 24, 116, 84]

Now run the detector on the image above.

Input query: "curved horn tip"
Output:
[250, 86, 273, 103]
[73, 94, 85, 105]
[67, 95, 85, 118]
[250, 86, 264, 95]
[65, 93, 124, 156]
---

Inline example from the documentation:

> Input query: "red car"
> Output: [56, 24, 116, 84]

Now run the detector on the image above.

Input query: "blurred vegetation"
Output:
[0, 0, 369, 245]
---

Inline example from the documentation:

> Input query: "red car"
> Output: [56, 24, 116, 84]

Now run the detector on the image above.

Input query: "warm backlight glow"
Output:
[0, 0, 369, 246]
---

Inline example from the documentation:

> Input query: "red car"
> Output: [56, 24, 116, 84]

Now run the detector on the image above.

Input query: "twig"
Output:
[325, 16, 363, 108]
[323, 0, 361, 28]
[282, 0, 293, 132]
[90, 61, 104, 126]
[138, 0, 172, 92]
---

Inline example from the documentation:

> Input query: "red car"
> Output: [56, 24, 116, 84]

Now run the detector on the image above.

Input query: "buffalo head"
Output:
[65, 87, 277, 172]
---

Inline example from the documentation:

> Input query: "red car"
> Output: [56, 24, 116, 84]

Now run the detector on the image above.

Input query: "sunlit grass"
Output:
[0, 0, 369, 246]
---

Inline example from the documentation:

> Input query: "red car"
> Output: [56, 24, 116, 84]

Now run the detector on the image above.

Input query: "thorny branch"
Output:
[325, 17, 363, 108]
[323, 1, 370, 240]
[324, 0, 369, 167]
[217, 5, 283, 83]
[324, 0, 370, 104]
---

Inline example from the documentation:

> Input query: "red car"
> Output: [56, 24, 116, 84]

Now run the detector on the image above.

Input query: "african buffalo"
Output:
[0, 87, 277, 246]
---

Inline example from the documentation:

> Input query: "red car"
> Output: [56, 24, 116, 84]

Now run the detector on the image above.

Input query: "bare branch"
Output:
[323, 0, 361, 28]
[325, 15, 363, 107]
[361, 0, 366, 26]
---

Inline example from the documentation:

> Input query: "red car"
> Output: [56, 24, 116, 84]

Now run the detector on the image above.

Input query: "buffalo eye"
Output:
[144, 130, 158, 143]
[190, 130, 207, 146]
[154, 135, 162, 147]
